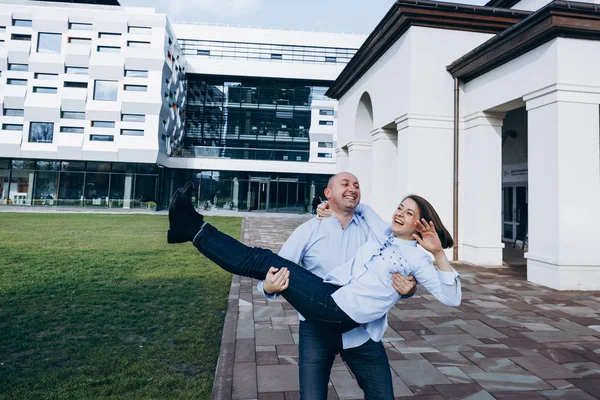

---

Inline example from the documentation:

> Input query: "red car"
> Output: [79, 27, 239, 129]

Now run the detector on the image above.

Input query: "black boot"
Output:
[167, 181, 205, 243]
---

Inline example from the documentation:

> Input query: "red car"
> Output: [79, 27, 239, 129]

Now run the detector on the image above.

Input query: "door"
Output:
[502, 185, 528, 242]
[248, 179, 269, 211]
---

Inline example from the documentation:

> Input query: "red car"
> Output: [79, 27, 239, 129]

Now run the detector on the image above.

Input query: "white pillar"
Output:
[123, 174, 133, 209]
[335, 146, 349, 172]
[525, 89, 600, 290]
[460, 112, 504, 265]
[347, 141, 373, 204]
[395, 114, 455, 247]
[370, 127, 398, 217]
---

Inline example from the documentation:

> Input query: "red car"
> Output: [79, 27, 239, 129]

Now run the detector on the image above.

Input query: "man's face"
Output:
[325, 173, 360, 212]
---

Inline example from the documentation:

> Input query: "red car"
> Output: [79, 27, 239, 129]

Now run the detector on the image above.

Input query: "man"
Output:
[257, 172, 417, 399]
[310, 195, 322, 215]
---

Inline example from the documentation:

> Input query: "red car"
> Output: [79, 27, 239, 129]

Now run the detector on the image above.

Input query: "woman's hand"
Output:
[316, 202, 331, 219]
[263, 267, 290, 294]
[413, 218, 443, 255]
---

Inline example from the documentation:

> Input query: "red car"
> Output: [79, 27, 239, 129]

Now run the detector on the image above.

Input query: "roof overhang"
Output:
[448, 1, 600, 82]
[326, 0, 530, 99]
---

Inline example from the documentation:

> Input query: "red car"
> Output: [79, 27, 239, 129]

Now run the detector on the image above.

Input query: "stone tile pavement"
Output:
[212, 217, 600, 400]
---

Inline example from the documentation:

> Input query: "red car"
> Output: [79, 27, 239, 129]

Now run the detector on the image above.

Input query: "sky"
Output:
[118, 0, 488, 35]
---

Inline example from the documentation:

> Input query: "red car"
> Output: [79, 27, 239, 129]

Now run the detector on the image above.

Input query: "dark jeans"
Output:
[299, 320, 394, 400]
[193, 223, 359, 332]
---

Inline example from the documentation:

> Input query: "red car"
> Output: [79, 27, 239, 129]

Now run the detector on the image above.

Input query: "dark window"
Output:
[124, 85, 147, 92]
[197, 49, 210, 56]
[124, 69, 148, 78]
[69, 22, 92, 30]
[98, 32, 121, 38]
[61, 111, 86, 120]
[325, 56, 336, 63]
[90, 134, 114, 142]
[318, 153, 333, 158]
[127, 41, 150, 48]
[121, 114, 145, 122]
[97, 46, 120, 53]
[7, 78, 27, 85]
[60, 126, 85, 133]
[29, 122, 54, 143]
[8, 63, 28, 71]
[319, 120, 333, 126]
[271, 54, 282, 60]
[121, 129, 144, 136]
[33, 87, 58, 94]
[64, 82, 88, 88]
[65, 66, 88, 74]
[11, 34, 31, 41]
[318, 142, 333, 148]
[2, 124, 23, 131]
[91, 121, 115, 128]
[12, 19, 32, 27]
[319, 109, 334, 116]
[68, 37, 91, 45]
[35, 73, 59, 80]
[3, 109, 24, 117]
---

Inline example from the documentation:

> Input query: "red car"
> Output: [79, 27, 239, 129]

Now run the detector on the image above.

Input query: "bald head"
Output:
[327, 172, 359, 189]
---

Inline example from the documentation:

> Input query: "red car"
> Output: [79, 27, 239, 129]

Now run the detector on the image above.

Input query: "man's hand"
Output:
[316, 202, 331, 219]
[263, 267, 290, 294]
[392, 274, 417, 297]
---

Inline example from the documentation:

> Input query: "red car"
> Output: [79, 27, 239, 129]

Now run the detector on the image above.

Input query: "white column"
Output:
[123, 174, 133, 209]
[347, 141, 373, 204]
[460, 112, 504, 265]
[395, 114, 455, 250]
[370, 127, 398, 217]
[525, 88, 600, 290]
[335, 146, 349, 172]
[232, 177, 239, 211]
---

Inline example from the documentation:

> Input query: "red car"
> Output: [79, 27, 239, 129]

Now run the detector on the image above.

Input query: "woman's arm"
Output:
[354, 203, 390, 235]
[411, 255, 461, 306]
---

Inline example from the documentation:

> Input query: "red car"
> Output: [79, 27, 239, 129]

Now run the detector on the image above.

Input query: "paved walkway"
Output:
[213, 217, 600, 400]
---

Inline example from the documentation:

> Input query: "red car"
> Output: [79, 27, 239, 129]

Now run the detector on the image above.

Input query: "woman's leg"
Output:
[168, 182, 359, 332]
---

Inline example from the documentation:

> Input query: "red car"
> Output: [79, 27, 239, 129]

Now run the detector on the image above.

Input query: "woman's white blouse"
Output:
[323, 204, 461, 342]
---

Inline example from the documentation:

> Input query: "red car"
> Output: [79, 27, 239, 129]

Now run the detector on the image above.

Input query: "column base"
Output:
[527, 256, 600, 290]
[460, 241, 504, 266]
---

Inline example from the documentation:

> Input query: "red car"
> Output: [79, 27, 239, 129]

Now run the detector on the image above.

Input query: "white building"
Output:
[0, 0, 365, 212]
[328, 0, 600, 290]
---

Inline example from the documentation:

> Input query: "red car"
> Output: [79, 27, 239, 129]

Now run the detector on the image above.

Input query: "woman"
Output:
[168, 182, 461, 340]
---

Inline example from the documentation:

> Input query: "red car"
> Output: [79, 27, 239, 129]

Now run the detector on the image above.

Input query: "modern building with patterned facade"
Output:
[0, 0, 365, 212]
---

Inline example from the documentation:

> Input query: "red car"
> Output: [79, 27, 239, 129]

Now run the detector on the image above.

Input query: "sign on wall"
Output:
[503, 163, 528, 183]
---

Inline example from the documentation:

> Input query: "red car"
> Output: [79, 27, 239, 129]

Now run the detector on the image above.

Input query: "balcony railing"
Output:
[175, 146, 313, 162]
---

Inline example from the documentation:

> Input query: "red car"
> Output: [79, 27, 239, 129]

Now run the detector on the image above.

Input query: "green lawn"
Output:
[0, 213, 241, 400]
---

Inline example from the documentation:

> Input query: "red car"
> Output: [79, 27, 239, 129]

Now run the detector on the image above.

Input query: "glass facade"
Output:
[180, 75, 331, 162]
[0, 159, 158, 208]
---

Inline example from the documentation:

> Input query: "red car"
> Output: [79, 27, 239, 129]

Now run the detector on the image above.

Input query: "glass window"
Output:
[69, 22, 92, 30]
[37, 32, 62, 54]
[121, 114, 145, 122]
[197, 49, 210, 56]
[93, 80, 118, 101]
[91, 121, 115, 128]
[60, 126, 85, 133]
[58, 171, 84, 206]
[318, 153, 333, 158]
[98, 32, 121, 38]
[0, 27, 5, 33]
[90, 135, 114, 142]
[271, 53, 282, 60]
[319, 109, 334, 116]
[84, 172, 110, 206]
[64, 82, 88, 88]
[128, 26, 152, 35]
[124, 69, 148, 78]
[97, 46, 120, 53]
[34, 170, 59, 206]
[12, 19, 32, 27]
[3, 109, 24, 117]
[68, 37, 91, 45]
[35, 73, 59, 80]
[29, 122, 54, 143]
[121, 129, 144, 136]
[86, 162, 111, 172]
[318, 120, 333, 126]
[123, 85, 147, 92]
[8, 63, 28, 71]
[318, 142, 333, 148]
[11, 34, 31, 41]
[61, 111, 86, 120]
[33, 87, 58, 94]
[325, 56, 336, 63]
[65, 66, 88, 74]
[127, 41, 150, 48]
[2, 124, 23, 131]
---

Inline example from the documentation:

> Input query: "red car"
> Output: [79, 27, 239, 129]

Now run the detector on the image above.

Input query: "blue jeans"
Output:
[299, 321, 394, 400]
[193, 223, 359, 332]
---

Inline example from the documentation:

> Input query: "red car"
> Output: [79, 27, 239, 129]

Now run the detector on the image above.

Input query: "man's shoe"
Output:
[167, 182, 205, 243]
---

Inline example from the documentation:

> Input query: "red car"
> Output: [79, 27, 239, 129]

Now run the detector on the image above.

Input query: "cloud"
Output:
[167, 0, 264, 19]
